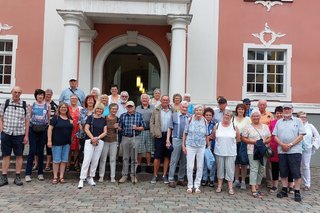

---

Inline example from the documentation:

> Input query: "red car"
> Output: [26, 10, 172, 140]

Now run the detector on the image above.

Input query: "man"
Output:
[150, 95, 173, 184]
[183, 93, 194, 114]
[108, 84, 120, 104]
[243, 98, 253, 117]
[258, 99, 274, 188]
[214, 97, 227, 123]
[117, 91, 129, 117]
[118, 101, 146, 183]
[136, 94, 155, 173]
[0, 86, 30, 187]
[59, 78, 85, 106]
[167, 101, 190, 188]
[273, 103, 306, 202]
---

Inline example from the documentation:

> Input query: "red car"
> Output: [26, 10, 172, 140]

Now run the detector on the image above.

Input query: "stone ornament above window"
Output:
[244, 0, 293, 12]
[0, 23, 13, 33]
[252, 23, 286, 47]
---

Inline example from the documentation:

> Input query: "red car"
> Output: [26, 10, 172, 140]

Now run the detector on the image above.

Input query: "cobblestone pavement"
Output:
[0, 168, 319, 213]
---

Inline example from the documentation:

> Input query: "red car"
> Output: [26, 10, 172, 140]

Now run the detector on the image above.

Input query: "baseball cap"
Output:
[69, 77, 77, 81]
[243, 98, 251, 104]
[126, 101, 135, 107]
[283, 103, 293, 109]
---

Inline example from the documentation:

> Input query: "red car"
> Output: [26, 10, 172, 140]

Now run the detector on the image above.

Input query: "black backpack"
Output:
[3, 99, 27, 116]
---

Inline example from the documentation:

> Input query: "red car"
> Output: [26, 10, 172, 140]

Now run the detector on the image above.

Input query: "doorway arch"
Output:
[93, 34, 169, 95]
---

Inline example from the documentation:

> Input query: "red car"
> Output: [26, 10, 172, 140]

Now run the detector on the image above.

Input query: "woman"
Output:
[100, 94, 110, 117]
[233, 104, 251, 190]
[150, 88, 161, 107]
[99, 103, 119, 183]
[78, 103, 107, 189]
[297, 111, 320, 191]
[91, 87, 101, 101]
[201, 107, 216, 187]
[213, 109, 240, 195]
[242, 110, 271, 198]
[182, 105, 209, 193]
[25, 89, 51, 182]
[47, 103, 73, 184]
[171, 93, 182, 112]
[67, 94, 82, 171]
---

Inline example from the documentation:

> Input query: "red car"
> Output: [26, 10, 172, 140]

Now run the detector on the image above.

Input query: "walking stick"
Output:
[133, 127, 136, 185]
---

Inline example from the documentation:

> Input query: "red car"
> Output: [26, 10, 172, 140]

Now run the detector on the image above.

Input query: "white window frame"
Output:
[0, 35, 18, 93]
[242, 43, 292, 101]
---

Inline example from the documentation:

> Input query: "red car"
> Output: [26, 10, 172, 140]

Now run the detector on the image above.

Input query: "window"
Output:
[243, 44, 292, 101]
[0, 35, 17, 91]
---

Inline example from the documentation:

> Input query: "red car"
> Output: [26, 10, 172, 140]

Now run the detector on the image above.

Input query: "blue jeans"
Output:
[202, 149, 216, 182]
[168, 138, 186, 182]
[52, 144, 70, 163]
[25, 127, 47, 176]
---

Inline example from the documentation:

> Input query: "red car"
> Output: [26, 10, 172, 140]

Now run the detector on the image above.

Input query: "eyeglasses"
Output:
[245, 103, 251, 105]
[121, 95, 128, 98]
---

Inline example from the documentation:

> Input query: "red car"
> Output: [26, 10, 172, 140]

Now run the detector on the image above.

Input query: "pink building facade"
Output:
[0, 0, 319, 115]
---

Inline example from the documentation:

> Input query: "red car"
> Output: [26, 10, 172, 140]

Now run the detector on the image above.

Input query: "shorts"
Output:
[52, 144, 70, 163]
[154, 132, 172, 160]
[1, 132, 24, 156]
[138, 130, 154, 153]
[278, 153, 302, 179]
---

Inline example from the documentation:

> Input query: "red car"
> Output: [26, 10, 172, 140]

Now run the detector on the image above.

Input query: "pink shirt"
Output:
[269, 119, 279, 162]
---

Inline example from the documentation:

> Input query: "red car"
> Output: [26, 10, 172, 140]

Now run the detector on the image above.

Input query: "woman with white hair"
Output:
[241, 110, 271, 198]
[91, 87, 101, 101]
[182, 104, 209, 193]
[150, 88, 161, 107]
[213, 109, 240, 195]
[78, 103, 107, 189]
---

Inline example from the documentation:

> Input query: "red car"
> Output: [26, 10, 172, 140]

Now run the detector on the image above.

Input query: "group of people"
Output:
[0, 79, 319, 203]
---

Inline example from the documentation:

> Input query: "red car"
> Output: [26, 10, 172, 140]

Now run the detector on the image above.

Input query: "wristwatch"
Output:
[289, 143, 294, 147]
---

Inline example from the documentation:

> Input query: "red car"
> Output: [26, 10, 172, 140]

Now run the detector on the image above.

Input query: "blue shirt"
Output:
[207, 119, 216, 149]
[188, 104, 194, 115]
[59, 88, 85, 106]
[119, 112, 146, 137]
[102, 106, 110, 117]
[168, 112, 190, 139]
[184, 116, 208, 147]
[246, 108, 253, 117]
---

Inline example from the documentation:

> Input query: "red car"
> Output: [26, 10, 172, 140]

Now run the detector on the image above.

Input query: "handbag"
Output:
[32, 124, 47, 132]
[265, 146, 274, 158]
[204, 148, 215, 169]
[76, 130, 86, 139]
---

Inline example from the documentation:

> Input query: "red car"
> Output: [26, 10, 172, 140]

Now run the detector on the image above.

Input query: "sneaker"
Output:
[233, 180, 241, 188]
[119, 176, 128, 183]
[150, 176, 157, 184]
[78, 180, 84, 189]
[240, 182, 246, 190]
[177, 180, 188, 187]
[14, 176, 23, 186]
[0, 176, 9, 187]
[110, 177, 116, 183]
[277, 190, 288, 198]
[131, 176, 138, 183]
[37, 174, 45, 181]
[289, 187, 294, 194]
[25, 175, 32, 182]
[146, 166, 154, 174]
[163, 176, 169, 184]
[270, 186, 278, 193]
[209, 181, 215, 188]
[136, 165, 142, 173]
[201, 179, 208, 186]
[98, 177, 104, 183]
[168, 181, 176, 188]
[87, 177, 96, 186]
[294, 192, 302, 202]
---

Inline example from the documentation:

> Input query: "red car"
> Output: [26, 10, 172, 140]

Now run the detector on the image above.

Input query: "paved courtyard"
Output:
[0, 168, 319, 213]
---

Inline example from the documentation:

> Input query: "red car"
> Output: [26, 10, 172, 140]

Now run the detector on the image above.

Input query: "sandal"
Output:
[66, 166, 70, 172]
[252, 192, 263, 198]
[257, 190, 265, 196]
[59, 178, 66, 184]
[215, 187, 222, 193]
[187, 188, 193, 194]
[45, 167, 51, 171]
[74, 166, 80, 172]
[52, 178, 58, 184]
[228, 188, 235, 195]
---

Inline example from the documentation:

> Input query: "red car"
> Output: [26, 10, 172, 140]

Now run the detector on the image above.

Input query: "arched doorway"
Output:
[103, 45, 160, 103]
[93, 34, 169, 100]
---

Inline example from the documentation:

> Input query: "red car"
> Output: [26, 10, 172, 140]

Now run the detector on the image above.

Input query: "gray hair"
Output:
[45, 89, 53, 94]
[153, 88, 161, 94]
[91, 87, 100, 96]
[140, 93, 150, 101]
[120, 91, 129, 96]
[180, 101, 189, 106]
[194, 104, 204, 112]
[251, 109, 261, 117]
[184, 93, 191, 98]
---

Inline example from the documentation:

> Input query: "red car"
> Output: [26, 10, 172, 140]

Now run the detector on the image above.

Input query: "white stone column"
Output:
[57, 10, 84, 90]
[79, 30, 97, 95]
[167, 15, 192, 98]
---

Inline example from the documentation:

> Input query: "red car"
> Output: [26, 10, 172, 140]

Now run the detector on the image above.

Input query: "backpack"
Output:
[3, 99, 27, 116]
